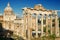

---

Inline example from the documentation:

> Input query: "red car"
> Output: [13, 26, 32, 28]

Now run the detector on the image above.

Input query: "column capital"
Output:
[45, 14, 48, 17]
[41, 14, 44, 16]
[34, 13, 37, 15]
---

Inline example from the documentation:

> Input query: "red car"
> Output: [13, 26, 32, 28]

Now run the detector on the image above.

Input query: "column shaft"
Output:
[23, 12, 26, 39]
[27, 14, 31, 40]
[50, 15, 53, 35]
[55, 15, 59, 37]
[36, 14, 38, 38]
[46, 15, 48, 36]
[30, 14, 32, 38]
[24, 14, 26, 39]
[41, 14, 43, 37]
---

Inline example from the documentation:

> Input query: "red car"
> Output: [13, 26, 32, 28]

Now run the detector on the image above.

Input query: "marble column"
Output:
[35, 14, 38, 38]
[50, 14, 53, 35]
[27, 13, 31, 40]
[30, 14, 32, 38]
[55, 13, 59, 37]
[23, 11, 26, 39]
[41, 14, 43, 37]
[46, 14, 48, 36]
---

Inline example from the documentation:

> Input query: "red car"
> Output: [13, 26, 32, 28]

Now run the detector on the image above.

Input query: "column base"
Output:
[56, 33, 59, 37]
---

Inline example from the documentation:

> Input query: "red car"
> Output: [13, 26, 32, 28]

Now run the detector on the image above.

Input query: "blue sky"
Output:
[0, 0, 60, 17]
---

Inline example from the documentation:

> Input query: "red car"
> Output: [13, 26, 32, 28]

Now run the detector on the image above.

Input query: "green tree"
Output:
[48, 34, 56, 40]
